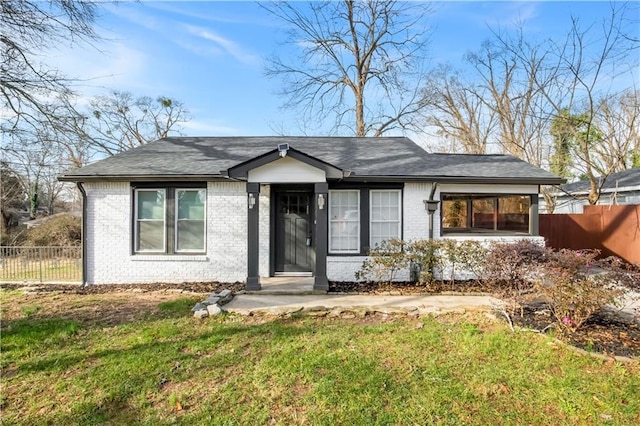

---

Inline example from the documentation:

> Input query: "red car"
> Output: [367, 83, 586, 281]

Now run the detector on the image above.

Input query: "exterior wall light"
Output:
[248, 193, 256, 209]
[318, 193, 325, 210]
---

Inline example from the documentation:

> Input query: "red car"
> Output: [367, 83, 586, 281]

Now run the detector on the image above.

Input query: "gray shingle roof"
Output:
[60, 136, 563, 184]
[560, 168, 640, 193]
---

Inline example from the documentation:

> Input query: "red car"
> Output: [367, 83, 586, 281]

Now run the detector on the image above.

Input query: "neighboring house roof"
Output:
[559, 168, 640, 195]
[59, 136, 563, 184]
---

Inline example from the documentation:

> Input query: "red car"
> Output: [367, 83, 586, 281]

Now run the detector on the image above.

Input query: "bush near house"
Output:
[22, 214, 81, 246]
[358, 239, 640, 334]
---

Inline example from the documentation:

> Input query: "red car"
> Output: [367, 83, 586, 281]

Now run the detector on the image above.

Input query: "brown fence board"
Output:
[540, 205, 640, 264]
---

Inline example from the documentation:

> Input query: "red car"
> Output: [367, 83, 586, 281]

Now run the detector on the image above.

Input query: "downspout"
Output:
[420, 183, 440, 281]
[423, 182, 440, 240]
[76, 182, 88, 287]
[428, 182, 438, 240]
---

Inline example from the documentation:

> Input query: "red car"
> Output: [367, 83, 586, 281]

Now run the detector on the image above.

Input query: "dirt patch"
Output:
[2, 291, 199, 328]
[506, 303, 640, 359]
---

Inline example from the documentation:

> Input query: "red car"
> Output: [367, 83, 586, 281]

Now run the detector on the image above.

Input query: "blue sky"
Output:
[50, 1, 638, 137]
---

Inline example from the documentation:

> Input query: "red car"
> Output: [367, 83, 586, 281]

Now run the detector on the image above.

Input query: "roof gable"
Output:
[226, 146, 346, 180]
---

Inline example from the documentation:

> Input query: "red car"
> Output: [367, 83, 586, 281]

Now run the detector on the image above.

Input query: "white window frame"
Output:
[369, 189, 402, 248]
[328, 190, 360, 254]
[134, 188, 166, 253]
[174, 188, 207, 253]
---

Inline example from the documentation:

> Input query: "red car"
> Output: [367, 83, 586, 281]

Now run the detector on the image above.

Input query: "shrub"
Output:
[534, 249, 627, 334]
[482, 239, 550, 314]
[404, 239, 442, 283]
[437, 240, 487, 284]
[357, 239, 489, 285]
[23, 214, 81, 246]
[356, 239, 408, 284]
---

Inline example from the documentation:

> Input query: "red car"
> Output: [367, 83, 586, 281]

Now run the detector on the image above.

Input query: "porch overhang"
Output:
[224, 147, 348, 181]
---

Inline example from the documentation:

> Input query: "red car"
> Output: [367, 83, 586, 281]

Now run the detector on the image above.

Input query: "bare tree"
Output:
[534, 3, 638, 204]
[422, 65, 495, 154]
[424, 2, 638, 207]
[264, 0, 434, 137]
[0, 161, 26, 233]
[464, 35, 552, 166]
[592, 89, 640, 173]
[3, 127, 70, 218]
[77, 91, 190, 157]
[1, 0, 100, 134]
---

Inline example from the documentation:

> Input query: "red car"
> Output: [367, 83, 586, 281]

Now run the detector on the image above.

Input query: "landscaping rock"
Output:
[191, 302, 207, 312]
[193, 309, 209, 319]
[207, 304, 222, 316]
[218, 289, 233, 304]
[203, 296, 220, 305]
[267, 306, 303, 316]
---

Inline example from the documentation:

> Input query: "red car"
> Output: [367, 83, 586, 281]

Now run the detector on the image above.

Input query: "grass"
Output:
[1, 257, 81, 282]
[1, 289, 639, 425]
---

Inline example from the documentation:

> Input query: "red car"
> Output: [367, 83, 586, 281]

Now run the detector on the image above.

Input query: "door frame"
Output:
[269, 184, 316, 276]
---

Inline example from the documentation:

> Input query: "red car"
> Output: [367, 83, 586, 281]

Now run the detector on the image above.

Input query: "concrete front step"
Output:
[244, 289, 327, 296]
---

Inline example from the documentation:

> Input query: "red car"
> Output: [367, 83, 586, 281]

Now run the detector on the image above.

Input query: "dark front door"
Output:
[275, 192, 313, 273]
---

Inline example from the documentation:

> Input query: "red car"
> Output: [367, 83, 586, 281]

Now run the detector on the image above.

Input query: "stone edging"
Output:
[192, 289, 234, 318]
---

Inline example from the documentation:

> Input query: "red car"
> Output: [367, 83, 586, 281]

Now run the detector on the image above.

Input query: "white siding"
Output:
[326, 182, 544, 282]
[85, 180, 544, 284]
[248, 157, 326, 183]
[84, 181, 250, 284]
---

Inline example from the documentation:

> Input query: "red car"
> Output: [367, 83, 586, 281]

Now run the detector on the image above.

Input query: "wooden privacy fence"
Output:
[539, 205, 640, 264]
[0, 246, 82, 283]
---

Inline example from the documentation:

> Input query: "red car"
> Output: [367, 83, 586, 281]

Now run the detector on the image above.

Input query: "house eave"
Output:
[342, 175, 565, 185]
[58, 173, 564, 186]
[58, 174, 229, 183]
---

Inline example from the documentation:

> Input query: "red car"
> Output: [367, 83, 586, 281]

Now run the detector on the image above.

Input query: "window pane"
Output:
[138, 190, 165, 219]
[442, 194, 530, 235]
[370, 190, 400, 247]
[442, 197, 468, 229]
[177, 221, 205, 251]
[472, 198, 494, 230]
[177, 189, 205, 220]
[497, 196, 530, 232]
[137, 221, 164, 251]
[329, 190, 360, 253]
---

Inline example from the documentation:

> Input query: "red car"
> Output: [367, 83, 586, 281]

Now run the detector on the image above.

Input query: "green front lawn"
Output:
[1, 290, 638, 425]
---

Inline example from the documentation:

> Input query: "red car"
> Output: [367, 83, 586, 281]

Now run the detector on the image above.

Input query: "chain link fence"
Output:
[0, 246, 82, 283]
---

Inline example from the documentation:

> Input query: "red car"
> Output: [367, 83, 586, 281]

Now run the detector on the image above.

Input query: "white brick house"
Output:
[60, 137, 563, 290]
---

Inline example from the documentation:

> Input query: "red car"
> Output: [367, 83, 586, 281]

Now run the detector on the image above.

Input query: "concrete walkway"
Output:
[223, 293, 501, 316]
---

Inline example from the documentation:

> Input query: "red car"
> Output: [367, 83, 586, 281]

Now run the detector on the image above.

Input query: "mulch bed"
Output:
[331, 281, 639, 359]
[0, 282, 245, 294]
[508, 303, 640, 359]
[2, 280, 638, 359]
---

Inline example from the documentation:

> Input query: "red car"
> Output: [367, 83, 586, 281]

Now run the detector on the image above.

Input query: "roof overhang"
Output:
[338, 175, 565, 185]
[224, 147, 348, 180]
[58, 174, 229, 183]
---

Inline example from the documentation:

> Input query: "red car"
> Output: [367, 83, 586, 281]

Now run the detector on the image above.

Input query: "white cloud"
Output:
[183, 24, 260, 65]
